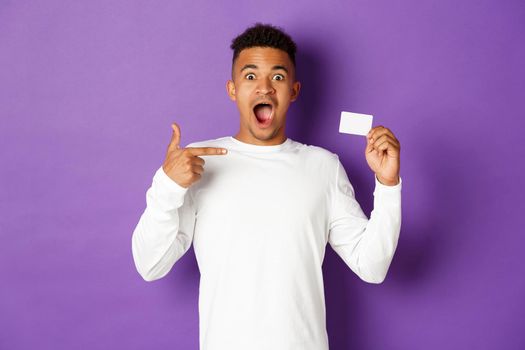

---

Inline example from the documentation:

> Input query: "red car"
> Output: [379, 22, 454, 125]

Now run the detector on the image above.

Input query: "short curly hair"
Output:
[230, 23, 297, 69]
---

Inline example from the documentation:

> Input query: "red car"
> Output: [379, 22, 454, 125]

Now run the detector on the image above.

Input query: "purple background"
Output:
[1, 0, 524, 349]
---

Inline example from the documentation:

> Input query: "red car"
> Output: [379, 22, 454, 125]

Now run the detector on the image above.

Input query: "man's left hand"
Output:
[365, 126, 401, 186]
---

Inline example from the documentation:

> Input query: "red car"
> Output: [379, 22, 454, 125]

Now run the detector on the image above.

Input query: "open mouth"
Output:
[253, 103, 274, 127]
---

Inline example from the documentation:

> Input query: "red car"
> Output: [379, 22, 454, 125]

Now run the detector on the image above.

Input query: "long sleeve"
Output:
[131, 165, 197, 282]
[328, 157, 402, 284]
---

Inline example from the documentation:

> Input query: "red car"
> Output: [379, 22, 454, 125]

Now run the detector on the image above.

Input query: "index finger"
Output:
[368, 126, 393, 140]
[186, 147, 228, 156]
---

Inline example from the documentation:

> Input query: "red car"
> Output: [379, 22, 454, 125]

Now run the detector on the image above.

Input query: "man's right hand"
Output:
[162, 122, 228, 188]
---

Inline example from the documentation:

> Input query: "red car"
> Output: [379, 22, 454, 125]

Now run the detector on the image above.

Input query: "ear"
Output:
[226, 80, 236, 101]
[290, 80, 301, 102]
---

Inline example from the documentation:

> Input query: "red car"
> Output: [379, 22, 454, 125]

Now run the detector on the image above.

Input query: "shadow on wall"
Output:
[388, 129, 470, 285]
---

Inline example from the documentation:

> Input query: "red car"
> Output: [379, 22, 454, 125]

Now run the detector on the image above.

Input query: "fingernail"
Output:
[222, 149, 227, 154]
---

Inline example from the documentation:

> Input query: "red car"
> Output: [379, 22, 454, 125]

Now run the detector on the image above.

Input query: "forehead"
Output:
[234, 47, 293, 71]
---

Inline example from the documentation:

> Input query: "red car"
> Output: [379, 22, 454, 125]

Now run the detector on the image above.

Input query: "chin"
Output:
[253, 124, 284, 140]
[251, 127, 274, 138]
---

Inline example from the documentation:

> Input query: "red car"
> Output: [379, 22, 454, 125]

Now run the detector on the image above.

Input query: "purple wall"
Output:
[1, 1, 524, 349]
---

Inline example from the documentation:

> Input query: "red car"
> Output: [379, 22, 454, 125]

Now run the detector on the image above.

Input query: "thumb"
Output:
[365, 136, 374, 154]
[169, 122, 181, 150]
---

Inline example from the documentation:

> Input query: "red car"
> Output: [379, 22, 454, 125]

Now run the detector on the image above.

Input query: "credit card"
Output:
[339, 111, 373, 136]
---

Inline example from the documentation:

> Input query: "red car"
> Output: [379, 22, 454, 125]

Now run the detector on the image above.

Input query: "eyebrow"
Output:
[240, 64, 288, 74]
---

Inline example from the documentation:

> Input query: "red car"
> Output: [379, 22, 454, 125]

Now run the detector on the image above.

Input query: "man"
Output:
[132, 23, 402, 350]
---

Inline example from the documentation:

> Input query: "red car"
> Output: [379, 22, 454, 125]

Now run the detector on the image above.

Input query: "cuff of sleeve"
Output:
[153, 166, 189, 197]
[374, 175, 402, 195]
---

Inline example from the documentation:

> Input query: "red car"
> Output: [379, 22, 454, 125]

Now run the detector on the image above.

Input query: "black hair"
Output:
[230, 23, 297, 69]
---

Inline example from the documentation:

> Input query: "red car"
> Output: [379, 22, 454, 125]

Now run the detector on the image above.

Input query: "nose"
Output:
[256, 78, 275, 95]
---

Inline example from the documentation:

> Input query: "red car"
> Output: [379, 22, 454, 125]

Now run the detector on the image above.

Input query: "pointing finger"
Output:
[186, 147, 228, 156]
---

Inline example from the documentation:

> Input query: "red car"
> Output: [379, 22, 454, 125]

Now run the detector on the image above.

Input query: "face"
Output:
[226, 47, 301, 145]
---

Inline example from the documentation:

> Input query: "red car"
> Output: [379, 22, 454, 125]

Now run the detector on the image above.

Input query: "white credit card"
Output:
[339, 111, 373, 136]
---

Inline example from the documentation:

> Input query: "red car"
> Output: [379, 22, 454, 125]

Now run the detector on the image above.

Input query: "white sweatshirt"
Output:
[132, 136, 402, 350]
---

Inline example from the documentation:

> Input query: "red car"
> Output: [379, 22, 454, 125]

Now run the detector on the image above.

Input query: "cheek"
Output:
[280, 84, 294, 96]
[234, 89, 253, 116]
[236, 87, 252, 104]
[277, 88, 294, 104]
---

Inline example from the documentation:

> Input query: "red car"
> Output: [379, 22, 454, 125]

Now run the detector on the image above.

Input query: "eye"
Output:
[245, 73, 256, 80]
[273, 74, 285, 81]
